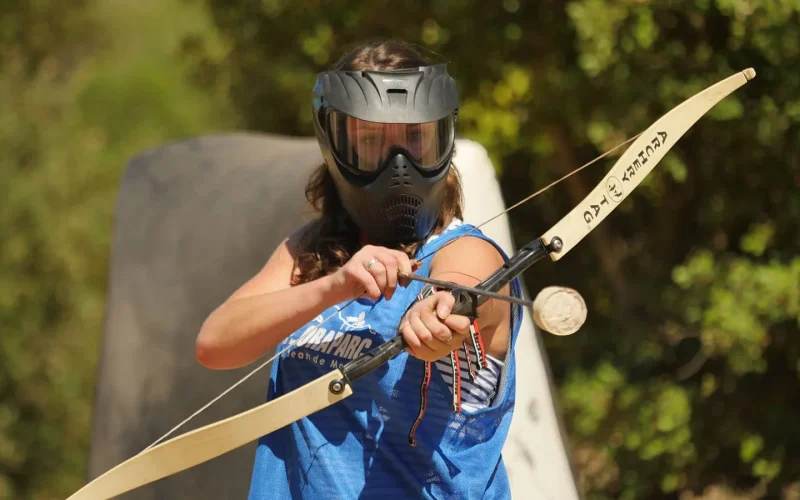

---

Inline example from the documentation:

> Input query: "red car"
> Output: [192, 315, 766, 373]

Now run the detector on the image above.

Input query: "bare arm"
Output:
[195, 226, 416, 370]
[431, 237, 513, 358]
[400, 236, 513, 361]
[195, 233, 349, 370]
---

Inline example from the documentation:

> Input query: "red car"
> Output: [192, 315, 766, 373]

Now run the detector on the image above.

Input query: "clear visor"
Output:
[327, 111, 455, 173]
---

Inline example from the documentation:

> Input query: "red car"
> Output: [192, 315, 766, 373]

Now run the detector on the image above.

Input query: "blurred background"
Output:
[1, 0, 798, 498]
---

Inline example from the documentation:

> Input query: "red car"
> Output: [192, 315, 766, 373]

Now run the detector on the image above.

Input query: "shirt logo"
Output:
[281, 306, 379, 369]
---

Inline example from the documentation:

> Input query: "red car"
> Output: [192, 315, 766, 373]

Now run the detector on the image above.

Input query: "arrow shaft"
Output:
[397, 272, 535, 307]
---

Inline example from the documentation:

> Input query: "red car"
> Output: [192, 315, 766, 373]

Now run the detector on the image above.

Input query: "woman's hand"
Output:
[399, 291, 471, 362]
[330, 245, 418, 301]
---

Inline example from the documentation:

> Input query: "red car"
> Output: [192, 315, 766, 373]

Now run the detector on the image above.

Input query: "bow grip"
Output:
[450, 289, 481, 317]
[338, 335, 407, 386]
[336, 279, 488, 392]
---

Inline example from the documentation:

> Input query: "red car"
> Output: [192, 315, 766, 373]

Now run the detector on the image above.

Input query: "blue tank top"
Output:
[248, 221, 523, 499]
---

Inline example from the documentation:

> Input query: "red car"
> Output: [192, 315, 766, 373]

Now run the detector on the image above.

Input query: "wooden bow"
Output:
[66, 68, 755, 500]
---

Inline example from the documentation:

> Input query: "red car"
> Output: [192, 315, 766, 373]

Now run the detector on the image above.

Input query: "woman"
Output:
[196, 41, 523, 499]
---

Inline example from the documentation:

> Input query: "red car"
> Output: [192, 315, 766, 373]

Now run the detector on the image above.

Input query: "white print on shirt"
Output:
[338, 310, 370, 332]
[281, 322, 378, 368]
[313, 306, 374, 333]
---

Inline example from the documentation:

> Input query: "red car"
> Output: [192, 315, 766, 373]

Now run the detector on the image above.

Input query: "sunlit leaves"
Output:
[740, 433, 764, 463]
[670, 251, 800, 374]
[740, 222, 775, 257]
[707, 95, 745, 121]
[562, 363, 697, 496]
[422, 19, 449, 46]
[3, 0, 797, 498]
[566, 0, 628, 75]
[301, 23, 334, 64]
[0, 0, 235, 497]
[458, 64, 533, 170]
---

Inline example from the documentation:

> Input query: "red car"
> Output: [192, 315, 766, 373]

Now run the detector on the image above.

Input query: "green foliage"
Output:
[0, 0, 234, 497]
[3, 0, 800, 498]
[185, 0, 800, 497]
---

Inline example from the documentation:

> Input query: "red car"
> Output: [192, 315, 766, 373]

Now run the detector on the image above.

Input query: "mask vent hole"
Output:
[390, 173, 412, 188]
[379, 194, 422, 238]
[387, 89, 408, 108]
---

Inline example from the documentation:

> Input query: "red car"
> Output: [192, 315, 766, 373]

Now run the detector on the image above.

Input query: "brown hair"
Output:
[291, 41, 463, 285]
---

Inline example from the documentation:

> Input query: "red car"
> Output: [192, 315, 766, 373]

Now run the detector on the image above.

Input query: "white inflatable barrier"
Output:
[454, 140, 579, 499]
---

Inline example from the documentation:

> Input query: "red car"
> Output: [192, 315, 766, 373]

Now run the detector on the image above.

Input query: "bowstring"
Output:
[414, 132, 642, 264]
[143, 295, 363, 452]
[143, 132, 641, 451]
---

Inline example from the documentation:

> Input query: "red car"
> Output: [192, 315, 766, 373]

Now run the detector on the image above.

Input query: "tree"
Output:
[0, 0, 234, 497]
[185, 0, 800, 497]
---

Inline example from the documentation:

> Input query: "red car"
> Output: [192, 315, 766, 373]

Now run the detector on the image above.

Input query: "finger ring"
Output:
[365, 258, 378, 272]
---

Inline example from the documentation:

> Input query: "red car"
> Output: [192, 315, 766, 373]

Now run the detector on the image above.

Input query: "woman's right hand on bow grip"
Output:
[330, 245, 421, 301]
